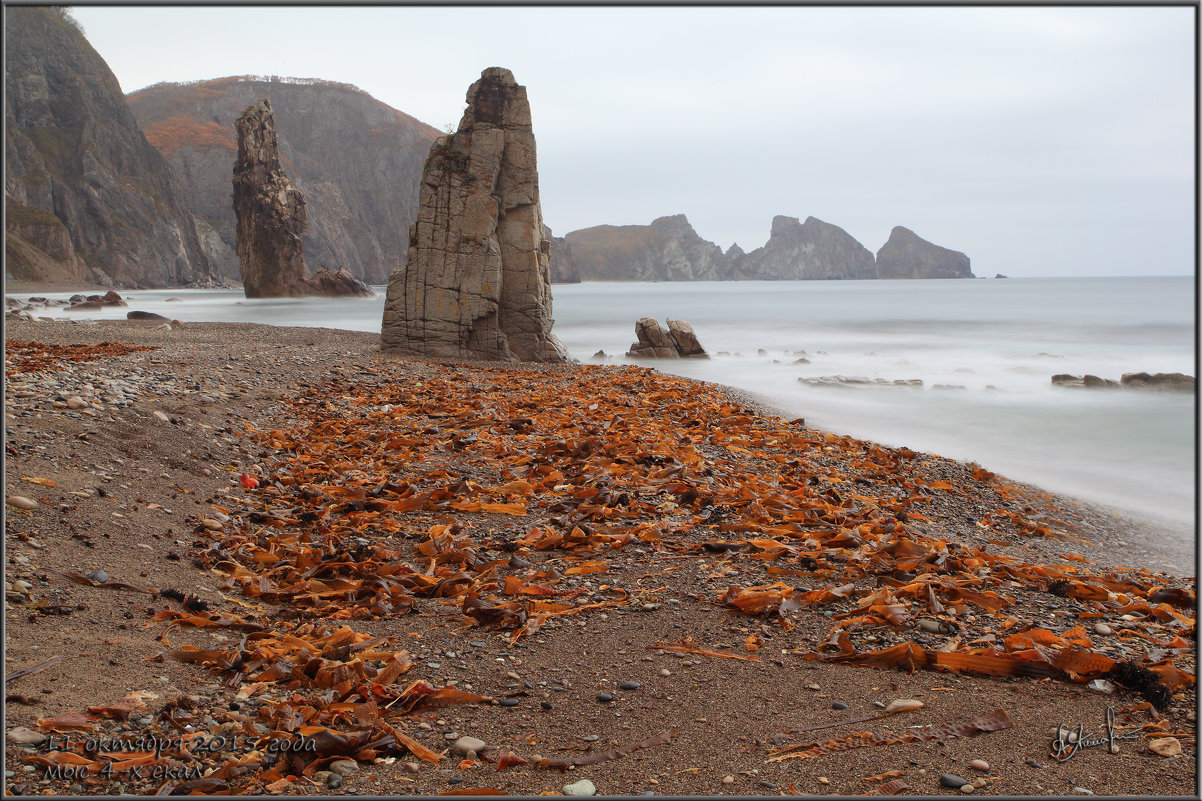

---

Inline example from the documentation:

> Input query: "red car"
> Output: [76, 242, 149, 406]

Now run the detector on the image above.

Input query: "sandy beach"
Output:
[3, 317, 1196, 797]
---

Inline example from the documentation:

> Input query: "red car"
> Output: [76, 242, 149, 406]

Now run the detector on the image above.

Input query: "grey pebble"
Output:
[619, 680, 641, 691]
[87, 569, 109, 584]
[940, 774, 969, 788]
[832, 701, 849, 710]
[498, 698, 519, 707]
[596, 693, 613, 703]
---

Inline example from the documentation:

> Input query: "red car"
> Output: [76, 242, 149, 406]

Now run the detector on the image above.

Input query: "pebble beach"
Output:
[3, 316, 1196, 797]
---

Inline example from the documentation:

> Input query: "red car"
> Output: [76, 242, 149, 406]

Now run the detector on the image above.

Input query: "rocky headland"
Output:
[544, 225, 581, 284]
[380, 68, 570, 362]
[566, 215, 731, 281]
[4, 7, 213, 289]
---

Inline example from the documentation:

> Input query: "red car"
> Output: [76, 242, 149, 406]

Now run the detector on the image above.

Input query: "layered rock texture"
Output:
[380, 68, 570, 362]
[128, 76, 441, 284]
[876, 226, 974, 279]
[233, 100, 308, 297]
[5, 7, 213, 288]
[233, 100, 374, 298]
[626, 318, 709, 358]
[566, 215, 729, 281]
[733, 216, 877, 280]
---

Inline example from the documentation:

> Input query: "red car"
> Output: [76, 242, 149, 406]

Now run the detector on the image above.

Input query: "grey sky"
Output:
[67, 4, 1195, 277]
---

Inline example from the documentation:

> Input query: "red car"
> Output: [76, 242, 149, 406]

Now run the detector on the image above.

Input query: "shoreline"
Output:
[3, 317, 1196, 797]
[7, 295, 1197, 540]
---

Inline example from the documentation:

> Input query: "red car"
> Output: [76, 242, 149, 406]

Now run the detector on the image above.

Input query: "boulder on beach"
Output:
[127, 310, 170, 321]
[626, 317, 709, 358]
[307, 266, 374, 298]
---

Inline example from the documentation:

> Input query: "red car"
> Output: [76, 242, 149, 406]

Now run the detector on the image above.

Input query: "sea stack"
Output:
[380, 67, 570, 362]
[233, 99, 310, 297]
[233, 99, 373, 298]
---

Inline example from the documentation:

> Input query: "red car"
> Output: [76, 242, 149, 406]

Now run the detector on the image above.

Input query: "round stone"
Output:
[451, 736, 486, 756]
[596, 693, 614, 703]
[563, 779, 596, 796]
[960, 784, 974, 794]
[619, 681, 641, 691]
[87, 569, 109, 584]
[722, 775, 735, 785]
[969, 759, 989, 772]
[498, 698, 519, 707]
[1093, 623, 1113, 635]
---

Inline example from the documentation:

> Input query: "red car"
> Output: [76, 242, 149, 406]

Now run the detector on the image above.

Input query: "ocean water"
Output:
[12, 276, 1196, 529]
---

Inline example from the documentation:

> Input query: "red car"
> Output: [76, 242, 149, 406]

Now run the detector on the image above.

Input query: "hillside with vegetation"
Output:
[127, 77, 441, 284]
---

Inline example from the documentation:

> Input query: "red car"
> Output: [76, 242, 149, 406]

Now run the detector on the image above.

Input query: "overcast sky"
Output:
[66, 4, 1195, 277]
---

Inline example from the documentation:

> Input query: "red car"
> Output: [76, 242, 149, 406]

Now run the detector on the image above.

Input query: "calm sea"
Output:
[15, 276, 1196, 529]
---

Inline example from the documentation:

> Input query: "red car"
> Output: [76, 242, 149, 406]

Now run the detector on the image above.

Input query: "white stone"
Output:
[563, 779, 596, 796]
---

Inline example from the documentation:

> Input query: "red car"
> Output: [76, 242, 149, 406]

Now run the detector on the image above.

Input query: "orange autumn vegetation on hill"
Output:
[142, 115, 235, 158]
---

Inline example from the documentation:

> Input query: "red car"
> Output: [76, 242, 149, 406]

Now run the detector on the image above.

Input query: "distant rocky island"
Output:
[3, 6, 974, 290]
[565, 215, 973, 281]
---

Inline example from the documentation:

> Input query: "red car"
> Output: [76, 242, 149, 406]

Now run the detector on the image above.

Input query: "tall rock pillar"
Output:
[381, 67, 570, 362]
[233, 99, 310, 298]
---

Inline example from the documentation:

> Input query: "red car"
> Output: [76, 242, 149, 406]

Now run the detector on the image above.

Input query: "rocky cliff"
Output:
[544, 225, 581, 284]
[4, 7, 213, 288]
[565, 215, 730, 281]
[876, 226, 974, 279]
[128, 76, 441, 284]
[733, 215, 877, 280]
[381, 68, 569, 362]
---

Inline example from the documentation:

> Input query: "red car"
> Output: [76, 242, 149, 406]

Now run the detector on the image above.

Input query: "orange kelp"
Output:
[4, 340, 156, 378]
[19, 361, 1194, 793]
